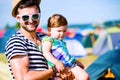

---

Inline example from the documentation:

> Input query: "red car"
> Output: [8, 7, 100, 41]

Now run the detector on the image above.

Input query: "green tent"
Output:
[82, 33, 98, 48]
[86, 49, 120, 80]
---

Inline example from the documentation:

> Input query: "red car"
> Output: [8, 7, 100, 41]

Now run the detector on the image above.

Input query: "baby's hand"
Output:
[55, 61, 65, 72]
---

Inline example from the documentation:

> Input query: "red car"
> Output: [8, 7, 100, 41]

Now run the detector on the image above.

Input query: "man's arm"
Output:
[10, 55, 53, 80]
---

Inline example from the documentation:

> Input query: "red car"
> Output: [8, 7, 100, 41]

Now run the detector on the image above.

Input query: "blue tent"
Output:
[86, 49, 120, 80]
[0, 27, 17, 53]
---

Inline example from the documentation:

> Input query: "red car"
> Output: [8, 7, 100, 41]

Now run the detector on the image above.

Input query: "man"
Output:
[5, 0, 74, 80]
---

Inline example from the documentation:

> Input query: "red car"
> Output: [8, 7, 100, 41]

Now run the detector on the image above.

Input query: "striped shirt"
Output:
[5, 31, 48, 80]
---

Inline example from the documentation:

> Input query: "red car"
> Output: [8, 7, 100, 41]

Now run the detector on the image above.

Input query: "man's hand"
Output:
[60, 67, 75, 80]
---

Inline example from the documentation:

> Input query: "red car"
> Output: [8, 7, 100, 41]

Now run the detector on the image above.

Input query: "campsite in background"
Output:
[0, 20, 120, 79]
[1, 0, 120, 79]
[1, 20, 120, 54]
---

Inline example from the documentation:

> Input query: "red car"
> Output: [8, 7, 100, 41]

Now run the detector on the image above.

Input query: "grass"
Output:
[0, 53, 12, 80]
[0, 53, 98, 80]
[0, 53, 8, 63]
[77, 53, 98, 69]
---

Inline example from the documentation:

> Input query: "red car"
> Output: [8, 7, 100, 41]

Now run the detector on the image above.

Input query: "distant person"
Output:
[93, 26, 104, 36]
[5, 0, 74, 80]
[41, 14, 89, 80]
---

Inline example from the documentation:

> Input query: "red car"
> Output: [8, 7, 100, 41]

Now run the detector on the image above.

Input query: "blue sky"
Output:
[0, 0, 120, 30]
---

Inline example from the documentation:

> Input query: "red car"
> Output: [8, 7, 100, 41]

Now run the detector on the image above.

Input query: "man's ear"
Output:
[16, 16, 20, 22]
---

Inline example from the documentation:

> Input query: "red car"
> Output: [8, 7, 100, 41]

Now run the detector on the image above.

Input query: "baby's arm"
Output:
[42, 40, 65, 72]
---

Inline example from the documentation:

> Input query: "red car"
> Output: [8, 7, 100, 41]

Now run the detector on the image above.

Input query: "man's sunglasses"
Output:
[18, 13, 40, 22]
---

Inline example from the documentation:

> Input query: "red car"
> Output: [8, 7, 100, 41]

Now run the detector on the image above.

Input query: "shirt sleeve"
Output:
[5, 37, 28, 61]
[42, 36, 51, 43]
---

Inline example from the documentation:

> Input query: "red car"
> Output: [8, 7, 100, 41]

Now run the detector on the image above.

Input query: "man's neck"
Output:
[19, 29, 37, 41]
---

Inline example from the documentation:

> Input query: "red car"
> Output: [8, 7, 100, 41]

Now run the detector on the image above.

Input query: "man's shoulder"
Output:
[37, 32, 47, 39]
[6, 31, 24, 44]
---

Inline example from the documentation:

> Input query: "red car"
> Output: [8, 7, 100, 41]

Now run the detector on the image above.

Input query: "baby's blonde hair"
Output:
[47, 14, 68, 31]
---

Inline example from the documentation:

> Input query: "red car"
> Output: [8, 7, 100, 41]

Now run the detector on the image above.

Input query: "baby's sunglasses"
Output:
[18, 13, 40, 22]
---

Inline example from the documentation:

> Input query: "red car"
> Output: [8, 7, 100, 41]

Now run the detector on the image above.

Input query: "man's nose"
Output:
[29, 17, 34, 22]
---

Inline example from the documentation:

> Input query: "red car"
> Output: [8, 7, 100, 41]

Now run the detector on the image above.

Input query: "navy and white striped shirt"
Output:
[5, 31, 48, 79]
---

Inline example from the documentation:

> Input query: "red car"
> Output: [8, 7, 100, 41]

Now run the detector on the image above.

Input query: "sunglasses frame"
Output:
[17, 13, 40, 22]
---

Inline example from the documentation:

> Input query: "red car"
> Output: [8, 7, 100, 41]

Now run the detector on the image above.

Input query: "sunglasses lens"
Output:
[32, 14, 40, 20]
[22, 15, 29, 21]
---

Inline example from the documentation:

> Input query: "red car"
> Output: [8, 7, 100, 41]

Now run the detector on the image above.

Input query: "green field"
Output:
[0, 53, 98, 80]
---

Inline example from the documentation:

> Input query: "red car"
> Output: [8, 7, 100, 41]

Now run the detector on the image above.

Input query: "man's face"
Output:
[16, 5, 40, 32]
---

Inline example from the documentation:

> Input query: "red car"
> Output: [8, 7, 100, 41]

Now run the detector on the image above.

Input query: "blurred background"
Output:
[0, 0, 120, 79]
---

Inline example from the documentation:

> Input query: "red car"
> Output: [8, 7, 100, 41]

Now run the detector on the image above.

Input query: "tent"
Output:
[0, 29, 5, 38]
[92, 26, 120, 56]
[82, 33, 98, 48]
[0, 27, 17, 53]
[64, 39, 87, 58]
[64, 31, 87, 58]
[86, 49, 120, 80]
